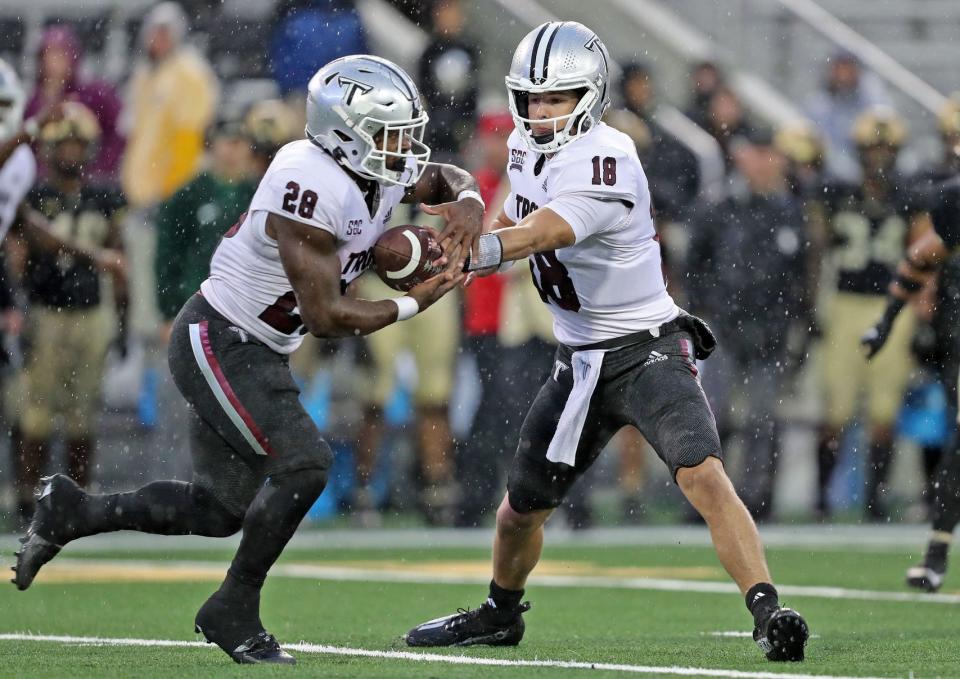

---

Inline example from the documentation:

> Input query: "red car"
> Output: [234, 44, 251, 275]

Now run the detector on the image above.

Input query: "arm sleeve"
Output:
[502, 191, 519, 224]
[545, 192, 630, 243]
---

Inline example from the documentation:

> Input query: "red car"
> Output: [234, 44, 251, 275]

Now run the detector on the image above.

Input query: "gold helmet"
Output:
[39, 101, 101, 145]
[245, 99, 299, 158]
[851, 106, 907, 148]
[775, 120, 824, 166]
[938, 93, 960, 137]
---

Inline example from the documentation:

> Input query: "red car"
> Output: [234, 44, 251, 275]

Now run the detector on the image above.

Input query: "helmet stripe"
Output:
[528, 22, 551, 81]
[541, 21, 563, 82]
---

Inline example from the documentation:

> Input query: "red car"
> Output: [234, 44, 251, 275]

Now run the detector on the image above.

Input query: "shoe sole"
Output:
[406, 629, 521, 648]
[905, 574, 942, 593]
[766, 612, 808, 661]
[195, 620, 296, 664]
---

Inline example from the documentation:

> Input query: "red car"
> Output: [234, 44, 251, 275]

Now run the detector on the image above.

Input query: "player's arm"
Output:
[13, 204, 126, 278]
[270, 212, 462, 338]
[0, 103, 62, 168]
[403, 162, 484, 266]
[861, 214, 948, 359]
[462, 195, 628, 272]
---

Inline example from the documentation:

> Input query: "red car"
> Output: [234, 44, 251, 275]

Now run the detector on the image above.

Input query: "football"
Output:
[373, 225, 444, 291]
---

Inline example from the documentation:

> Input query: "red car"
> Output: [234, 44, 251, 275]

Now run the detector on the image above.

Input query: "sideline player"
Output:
[12, 55, 482, 665]
[405, 22, 809, 662]
[0, 59, 121, 268]
[862, 174, 960, 592]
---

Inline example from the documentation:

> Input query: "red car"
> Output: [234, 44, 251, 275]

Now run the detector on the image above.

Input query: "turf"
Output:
[1, 537, 958, 677]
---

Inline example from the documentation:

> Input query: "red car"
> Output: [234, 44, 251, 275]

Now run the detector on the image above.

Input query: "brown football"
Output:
[373, 225, 444, 291]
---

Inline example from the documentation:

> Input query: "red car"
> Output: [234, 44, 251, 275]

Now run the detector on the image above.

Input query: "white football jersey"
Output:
[503, 122, 678, 346]
[201, 140, 407, 354]
[0, 144, 37, 241]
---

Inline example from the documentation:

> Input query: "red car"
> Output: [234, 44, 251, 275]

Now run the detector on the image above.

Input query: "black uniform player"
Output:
[863, 175, 960, 591]
[816, 107, 926, 520]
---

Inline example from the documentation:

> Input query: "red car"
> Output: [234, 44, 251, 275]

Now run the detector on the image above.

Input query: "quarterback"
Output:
[405, 22, 809, 662]
[13, 55, 481, 665]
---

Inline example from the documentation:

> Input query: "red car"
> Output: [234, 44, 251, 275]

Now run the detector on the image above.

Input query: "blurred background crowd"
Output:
[1, 0, 959, 531]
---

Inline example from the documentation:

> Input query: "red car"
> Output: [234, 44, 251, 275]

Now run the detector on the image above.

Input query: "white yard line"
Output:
[0, 633, 894, 679]
[45, 558, 960, 605]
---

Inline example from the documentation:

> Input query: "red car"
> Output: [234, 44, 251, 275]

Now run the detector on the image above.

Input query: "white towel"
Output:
[546, 349, 606, 467]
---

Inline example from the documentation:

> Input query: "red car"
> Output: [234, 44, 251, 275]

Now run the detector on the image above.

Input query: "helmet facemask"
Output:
[507, 82, 600, 153]
[354, 113, 431, 187]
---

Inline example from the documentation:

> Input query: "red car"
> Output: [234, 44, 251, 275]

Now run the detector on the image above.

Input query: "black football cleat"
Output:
[406, 600, 531, 647]
[195, 593, 295, 665]
[11, 475, 83, 591]
[905, 562, 945, 593]
[753, 607, 809, 661]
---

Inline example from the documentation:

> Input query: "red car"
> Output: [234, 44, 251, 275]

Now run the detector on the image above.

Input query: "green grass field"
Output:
[1, 529, 958, 678]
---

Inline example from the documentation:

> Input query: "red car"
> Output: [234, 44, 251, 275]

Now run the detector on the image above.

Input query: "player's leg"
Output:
[407, 346, 616, 647]
[908, 361, 960, 592]
[617, 427, 649, 523]
[633, 332, 808, 661]
[864, 306, 915, 520]
[11, 407, 249, 591]
[16, 307, 62, 518]
[411, 288, 459, 525]
[817, 293, 865, 519]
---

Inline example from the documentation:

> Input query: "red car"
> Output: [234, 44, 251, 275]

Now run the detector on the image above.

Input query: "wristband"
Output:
[463, 233, 503, 272]
[22, 117, 39, 141]
[457, 189, 485, 211]
[391, 296, 419, 321]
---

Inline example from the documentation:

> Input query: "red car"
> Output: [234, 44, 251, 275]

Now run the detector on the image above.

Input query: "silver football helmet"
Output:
[305, 55, 430, 187]
[0, 59, 25, 143]
[506, 21, 611, 153]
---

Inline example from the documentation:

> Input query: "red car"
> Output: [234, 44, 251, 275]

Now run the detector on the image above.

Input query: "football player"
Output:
[862, 109, 960, 593]
[0, 60, 122, 265]
[12, 55, 481, 665]
[405, 22, 809, 662]
[816, 108, 926, 521]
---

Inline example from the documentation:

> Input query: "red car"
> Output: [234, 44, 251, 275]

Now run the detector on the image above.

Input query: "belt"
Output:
[569, 314, 687, 352]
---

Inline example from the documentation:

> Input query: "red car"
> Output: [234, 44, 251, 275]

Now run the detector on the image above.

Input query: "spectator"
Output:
[417, 0, 480, 161]
[154, 120, 256, 338]
[806, 50, 890, 182]
[456, 111, 512, 526]
[120, 1, 218, 336]
[684, 60, 725, 131]
[25, 25, 125, 183]
[244, 99, 300, 179]
[611, 62, 700, 220]
[687, 130, 809, 520]
[270, 0, 368, 97]
[17, 102, 126, 512]
[816, 107, 922, 521]
[121, 1, 218, 210]
[703, 86, 753, 170]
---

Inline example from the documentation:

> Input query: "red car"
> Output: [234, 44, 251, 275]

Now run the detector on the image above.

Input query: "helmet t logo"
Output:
[338, 76, 374, 106]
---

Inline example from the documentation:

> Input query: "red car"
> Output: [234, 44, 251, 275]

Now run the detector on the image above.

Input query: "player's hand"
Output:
[421, 197, 484, 270]
[406, 271, 465, 311]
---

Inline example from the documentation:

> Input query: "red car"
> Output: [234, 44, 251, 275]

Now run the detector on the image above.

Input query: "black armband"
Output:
[895, 272, 924, 293]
